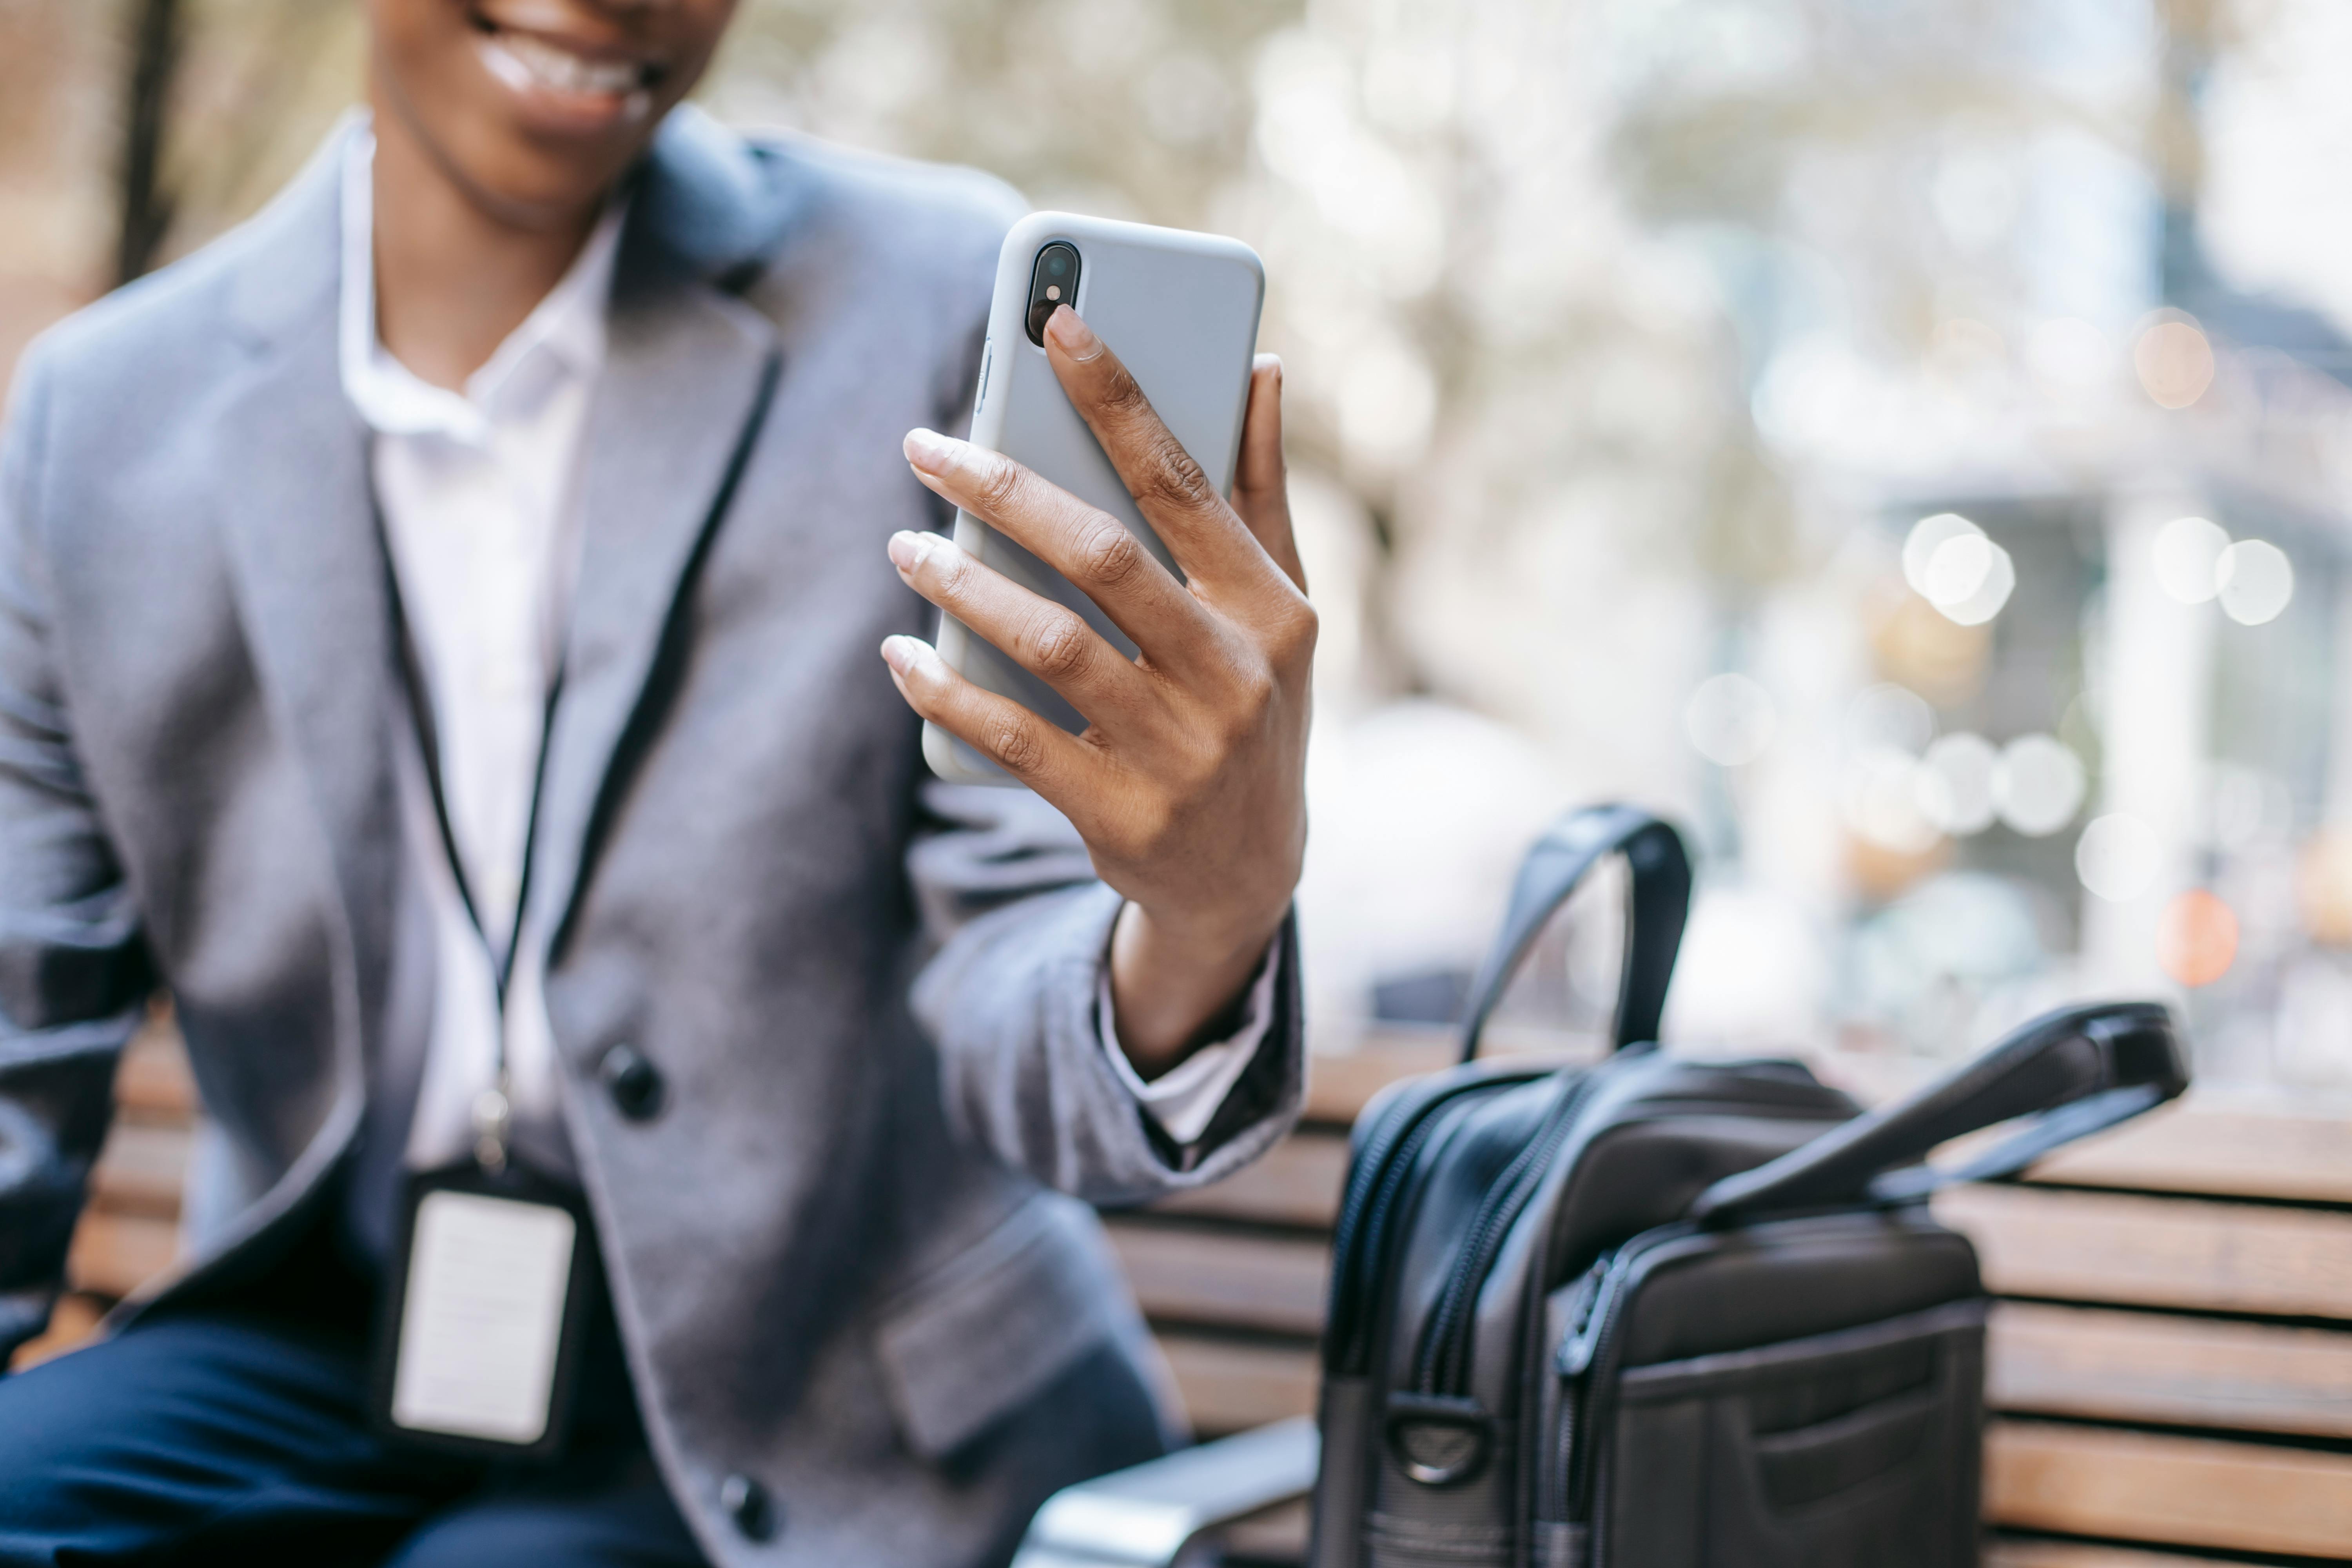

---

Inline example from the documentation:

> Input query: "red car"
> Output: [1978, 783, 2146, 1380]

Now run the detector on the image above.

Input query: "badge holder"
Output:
[367, 512, 592, 1460]
[370, 1087, 600, 1461]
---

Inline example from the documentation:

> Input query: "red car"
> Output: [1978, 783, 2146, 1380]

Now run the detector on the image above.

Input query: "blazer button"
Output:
[598, 1043, 664, 1120]
[721, 1473, 777, 1541]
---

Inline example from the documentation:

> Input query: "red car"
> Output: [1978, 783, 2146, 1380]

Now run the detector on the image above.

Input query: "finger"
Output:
[886, 528, 1147, 729]
[1233, 355, 1306, 593]
[1040, 306, 1281, 598]
[880, 633, 1097, 799]
[901, 428, 1220, 674]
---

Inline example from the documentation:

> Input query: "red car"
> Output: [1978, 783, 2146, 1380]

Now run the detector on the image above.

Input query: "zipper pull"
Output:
[1555, 1252, 1626, 1377]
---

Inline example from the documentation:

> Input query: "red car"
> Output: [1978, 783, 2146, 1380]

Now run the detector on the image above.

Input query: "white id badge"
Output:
[373, 1164, 594, 1458]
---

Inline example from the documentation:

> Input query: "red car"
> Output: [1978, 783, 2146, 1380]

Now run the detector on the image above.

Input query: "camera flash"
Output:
[1045, 285, 1061, 300]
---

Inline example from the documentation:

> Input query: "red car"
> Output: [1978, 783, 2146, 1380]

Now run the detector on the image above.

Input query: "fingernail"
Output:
[1045, 305, 1103, 362]
[887, 530, 926, 573]
[880, 635, 931, 675]
[904, 427, 959, 472]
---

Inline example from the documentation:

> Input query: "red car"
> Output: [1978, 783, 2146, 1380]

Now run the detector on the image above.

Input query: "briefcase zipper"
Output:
[1412, 1067, 1607, 1396]
[1551, 1223, 1703, 1553]
[1407, 1068, 1850, 1401]
[1325, 1071, 1541, 1376]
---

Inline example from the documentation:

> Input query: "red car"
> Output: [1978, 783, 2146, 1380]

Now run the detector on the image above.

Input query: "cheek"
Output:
[375, 2, 500, 152]
[373, 0, 476, 91]
[693, 0, 743, 46]
[668, 0, 741, 83]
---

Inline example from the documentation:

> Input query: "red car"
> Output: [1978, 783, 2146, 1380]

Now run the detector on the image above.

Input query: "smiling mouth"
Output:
[468, 12, 664, 117]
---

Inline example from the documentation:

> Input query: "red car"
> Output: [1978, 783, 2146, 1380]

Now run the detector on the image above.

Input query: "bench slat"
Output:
[114, 1021, 197, 1122]
[1939, 1186, 2352, 1320]
[1301, 1036, 1451, 1125]
[1984, 1419, 2352, 1559]
[1103, 1221, 1328, 1337]
[66, 1210, 177, 1301]
[1990, 1301, 2352, 1437]
[1157, 1332, 1319, 1436]
[1234, 1080, 2352, 1242]
[2006, 1103, 2352, 1205]
[89, 1122, 194, 1218]
[1984, 1544, 2238, 1567]
[6, 1293, 108, 1373]
[1151, 1132, 1349, 1229]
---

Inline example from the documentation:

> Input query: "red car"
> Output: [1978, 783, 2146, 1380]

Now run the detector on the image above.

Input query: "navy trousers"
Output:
[0, 1207, 707, 1568]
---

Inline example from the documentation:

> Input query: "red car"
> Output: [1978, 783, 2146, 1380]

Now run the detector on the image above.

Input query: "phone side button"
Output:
[974, 341, 993, 415]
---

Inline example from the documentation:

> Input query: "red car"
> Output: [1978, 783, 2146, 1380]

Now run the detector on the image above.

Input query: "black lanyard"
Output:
[371, 493, 564, 1172]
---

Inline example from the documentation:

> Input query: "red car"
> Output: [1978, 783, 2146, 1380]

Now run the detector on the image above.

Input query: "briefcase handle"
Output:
[1459, 804, 1692, 1063]
[1688, 999, 2189, 1224]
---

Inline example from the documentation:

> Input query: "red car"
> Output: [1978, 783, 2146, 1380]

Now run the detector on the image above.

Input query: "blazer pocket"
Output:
[874, 1191, 1131, 1460]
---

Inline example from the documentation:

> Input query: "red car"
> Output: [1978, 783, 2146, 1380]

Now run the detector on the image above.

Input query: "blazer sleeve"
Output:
[905, 780, 1304, 1207]
[0, 344, 155, 1365]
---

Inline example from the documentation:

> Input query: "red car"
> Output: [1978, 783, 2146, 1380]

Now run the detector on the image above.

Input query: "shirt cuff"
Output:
[1098, 938, 1283, 1147]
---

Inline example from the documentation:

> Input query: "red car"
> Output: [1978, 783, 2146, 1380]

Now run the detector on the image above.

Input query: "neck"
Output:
[370, 112, 603, 392]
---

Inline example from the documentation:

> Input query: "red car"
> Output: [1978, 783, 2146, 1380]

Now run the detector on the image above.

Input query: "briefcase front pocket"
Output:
[1598, 1300, 1985, 1568]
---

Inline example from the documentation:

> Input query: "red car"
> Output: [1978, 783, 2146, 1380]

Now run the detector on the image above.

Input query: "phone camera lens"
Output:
[1026, 242, 1083, 347]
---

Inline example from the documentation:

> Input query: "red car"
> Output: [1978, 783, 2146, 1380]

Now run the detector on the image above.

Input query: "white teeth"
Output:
[476, 30, 645, 99]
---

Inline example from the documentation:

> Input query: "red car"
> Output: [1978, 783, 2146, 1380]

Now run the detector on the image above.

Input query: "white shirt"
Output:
[335, 132, 1268, 1173]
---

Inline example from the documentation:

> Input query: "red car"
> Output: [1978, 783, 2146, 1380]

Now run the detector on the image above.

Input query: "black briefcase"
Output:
[1308, 804, 2188, 1568]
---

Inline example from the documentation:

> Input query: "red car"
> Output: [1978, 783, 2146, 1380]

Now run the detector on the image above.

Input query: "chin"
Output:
[373, 0, 728, 224]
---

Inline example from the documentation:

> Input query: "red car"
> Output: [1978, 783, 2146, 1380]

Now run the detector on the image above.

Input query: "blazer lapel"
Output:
[532, 236, 782, 957]
[216, 132, 400, 1038]
[218, 107, 795, 1003]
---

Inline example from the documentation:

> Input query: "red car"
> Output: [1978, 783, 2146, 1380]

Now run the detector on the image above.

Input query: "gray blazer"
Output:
[0, 111, 1303, 1566]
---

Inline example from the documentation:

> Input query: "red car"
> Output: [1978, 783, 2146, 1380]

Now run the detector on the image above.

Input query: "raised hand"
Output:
[882, 305, 1314, 1074]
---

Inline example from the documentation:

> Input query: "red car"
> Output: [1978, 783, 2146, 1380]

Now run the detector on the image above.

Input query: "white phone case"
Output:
[923, 212, 1266, 784]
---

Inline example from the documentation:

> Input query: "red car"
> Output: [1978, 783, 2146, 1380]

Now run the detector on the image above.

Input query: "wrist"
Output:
[1107, 900, 1285, 1078]
[1122, 898, 1287, 971]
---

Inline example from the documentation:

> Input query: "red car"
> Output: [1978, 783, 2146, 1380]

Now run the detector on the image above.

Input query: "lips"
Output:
[468, 11, 664, 126]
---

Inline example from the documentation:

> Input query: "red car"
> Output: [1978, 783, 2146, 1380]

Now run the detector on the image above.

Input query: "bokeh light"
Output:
[1902, 513, 1982, 599]
[1847, 682, 1936, 755]
[1993, 734, 2087, 837]
[2216, 539, 2295, 625]
[1916, 732, 1998, 835]
[2077, 812, 2162, 901]
[2199, 761, 2286, 851]
[2152, 515, 2229, 604]
[2024, 317, 2112, 394]
[1684, 673, 1776, 766]
[1845, 746, 1940, 855]
[1921, 533, 2016, 626]
[2133, 317, 2216, 408]
[2156, 889, 2240, 986]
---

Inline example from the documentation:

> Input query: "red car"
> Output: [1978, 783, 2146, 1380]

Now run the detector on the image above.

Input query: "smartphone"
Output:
[923, 211, 1266, 784]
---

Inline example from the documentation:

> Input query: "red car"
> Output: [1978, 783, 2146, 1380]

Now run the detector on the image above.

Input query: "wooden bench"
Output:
[23, 1020, 2352, 1565]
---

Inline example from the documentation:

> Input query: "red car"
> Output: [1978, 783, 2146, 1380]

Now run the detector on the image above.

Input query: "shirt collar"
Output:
[338, 126, 626, 445]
